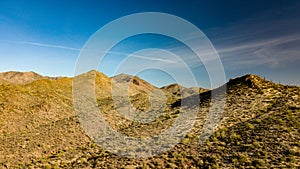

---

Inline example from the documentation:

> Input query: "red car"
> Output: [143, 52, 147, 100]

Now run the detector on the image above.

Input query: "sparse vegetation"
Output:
[0, 71, 299, 168]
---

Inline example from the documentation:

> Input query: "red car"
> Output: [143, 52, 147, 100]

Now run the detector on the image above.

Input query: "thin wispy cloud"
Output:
[217, 33, 300, 67]
[108, 51, 178, 63]
[0, 40, 81, 51]
[218, 33, 300, 55]
[2, 17, 300, 70]
[205, 16, 300, 68]
[0, 40, 177, 63]
[164, 20, 300, 69]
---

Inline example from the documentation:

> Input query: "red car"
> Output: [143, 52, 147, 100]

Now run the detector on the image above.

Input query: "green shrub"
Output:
[230, 133, 241, 141]
[238, 154, 250, 164]
[245, 123, 255, 130]
[252, 159, 265, 167]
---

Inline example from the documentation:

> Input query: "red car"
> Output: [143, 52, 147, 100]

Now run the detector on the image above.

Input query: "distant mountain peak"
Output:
[0, 71, 64, 85]
[161, 83, 184, 89]
[1, 70, 42, 76]
[112, 73, 151, 86]
[161, 83, 186, 94]
[111, 73, 155, 94]
[0, 71, 44, 85]
[161, 83, 208, 97]
[112, 73, 134, 83]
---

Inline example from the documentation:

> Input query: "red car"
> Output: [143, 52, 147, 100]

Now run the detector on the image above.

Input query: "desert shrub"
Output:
[182, 138, 190, 144]
[231, 158, 238, 164]
[165, 162, 177, 168]
[43, 164, 50, 169]
[252, 141, 260, 148]
[255, 119, 262, 123]
[230, 132, 241, 141]
[238, 153, 250, 164]
[211, 163, 220, 169]
[211, 136, 218, 142]
[197, 159, 204, 166]
[245, 122, 255, 130]
[289, 149, 300, 156]
[252, 159, 265, 167]
[286, 156, 295, 162]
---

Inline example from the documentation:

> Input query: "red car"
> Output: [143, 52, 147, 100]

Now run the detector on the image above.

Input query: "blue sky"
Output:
[0, 0, 299, 88]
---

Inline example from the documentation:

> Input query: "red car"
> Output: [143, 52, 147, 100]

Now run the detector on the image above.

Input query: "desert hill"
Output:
[161, 83, 208, 98]
[161, 83, 187, 95]
[112, 73, 156, 95]
[0, 78, 10, 85]
[0, 71, 299, 168]
[0, 71, 60, 85]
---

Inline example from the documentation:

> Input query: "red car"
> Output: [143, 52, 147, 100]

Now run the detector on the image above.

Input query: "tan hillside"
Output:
[76, 70, 113, 98]
[0, 78, 10, 85]
[0, 71, 299, 168]
[161, 83, 186, 94]
[0, 71, 60, 85]
[110, 74, 161, 116]
[112, 73, 156, 95]
[161, 83, 208, 98]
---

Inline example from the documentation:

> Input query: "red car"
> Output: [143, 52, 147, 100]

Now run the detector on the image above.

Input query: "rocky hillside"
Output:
[161, 83, 208, 98]
[0, 78, 9, 85]
[0, 71, 299, 168]
[112, 73, 156, 95]
[0, 71, 60, 85]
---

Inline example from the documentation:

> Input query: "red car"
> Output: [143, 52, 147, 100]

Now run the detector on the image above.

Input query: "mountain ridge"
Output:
[0, 70, 299, 168]
[0, 71, 62, 85]
[1, 70, 290, 89]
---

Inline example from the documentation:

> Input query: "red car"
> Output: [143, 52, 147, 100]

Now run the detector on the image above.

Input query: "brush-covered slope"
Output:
[0, 70, 163, 167]
[0, 72, 299, 168]
[0, 71, 60, 85]
[161, 83, 208, 98]
[0, 70, 116, 166]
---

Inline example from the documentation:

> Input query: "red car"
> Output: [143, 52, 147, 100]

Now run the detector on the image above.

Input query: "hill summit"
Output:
[227, 74, 272, 89]
[0, 71, 59, 85]
[112, 73, 155, 94]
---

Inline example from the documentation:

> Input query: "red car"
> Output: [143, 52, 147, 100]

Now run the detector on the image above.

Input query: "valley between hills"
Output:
[0, 71, 299, 168]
